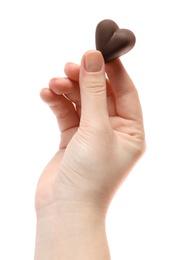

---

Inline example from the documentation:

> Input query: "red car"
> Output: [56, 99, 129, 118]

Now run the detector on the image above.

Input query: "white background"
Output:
[0, 0, 184, 259]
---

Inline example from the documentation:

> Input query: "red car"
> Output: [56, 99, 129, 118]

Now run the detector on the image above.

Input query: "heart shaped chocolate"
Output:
[95, 19, 136, 63]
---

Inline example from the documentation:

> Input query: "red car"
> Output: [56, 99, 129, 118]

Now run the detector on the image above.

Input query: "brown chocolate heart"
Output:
[95, 19, 136, 63]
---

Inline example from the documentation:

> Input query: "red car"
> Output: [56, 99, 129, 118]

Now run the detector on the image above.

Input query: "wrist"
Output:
[36, 199, 107, 220]
[34, 202, 110, 260]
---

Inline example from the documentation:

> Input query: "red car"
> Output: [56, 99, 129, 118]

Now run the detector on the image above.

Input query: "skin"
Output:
[34, 50, 146, 259]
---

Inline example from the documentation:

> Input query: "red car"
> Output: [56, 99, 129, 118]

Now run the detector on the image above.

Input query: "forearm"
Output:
[34, 205, 111, 260]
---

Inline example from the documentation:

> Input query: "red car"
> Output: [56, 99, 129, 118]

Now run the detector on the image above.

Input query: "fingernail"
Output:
[84, 51, 103, 72]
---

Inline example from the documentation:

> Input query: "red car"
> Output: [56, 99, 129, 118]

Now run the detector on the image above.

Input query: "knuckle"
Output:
[85, 80, 106, 94]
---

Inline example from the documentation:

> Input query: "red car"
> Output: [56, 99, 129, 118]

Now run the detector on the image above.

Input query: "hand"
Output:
[35, 50, 145, 217]
[34, 50, 145, 259]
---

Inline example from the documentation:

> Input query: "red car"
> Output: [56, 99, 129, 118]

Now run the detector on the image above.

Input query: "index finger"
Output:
[105, 58, 143, 122]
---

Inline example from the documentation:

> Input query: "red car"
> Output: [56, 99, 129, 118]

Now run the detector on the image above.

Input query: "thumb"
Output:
[79, 50, 109, 125]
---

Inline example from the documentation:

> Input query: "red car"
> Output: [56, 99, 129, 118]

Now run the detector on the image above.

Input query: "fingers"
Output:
[40, 88, 79, 134]
[105, 59, 143, 122]
[41, 51, 141, 140]
[49, 77, 78, 95]
[49, 77, 81, 116]
[79, 50, 110, 126]
[64, 62, 79, 81]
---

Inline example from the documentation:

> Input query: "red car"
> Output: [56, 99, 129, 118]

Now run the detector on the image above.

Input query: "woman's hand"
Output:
[35, 50, 145, 217]
[34, 50, 145, 260]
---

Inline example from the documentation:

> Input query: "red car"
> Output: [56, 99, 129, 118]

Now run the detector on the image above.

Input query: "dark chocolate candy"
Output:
[95, 19, 136, 62]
